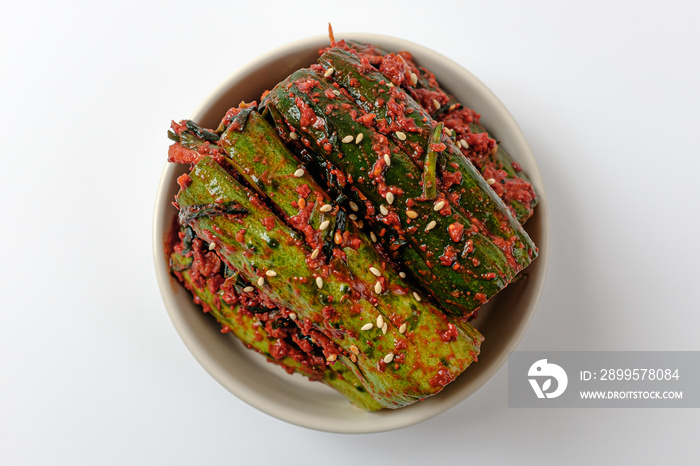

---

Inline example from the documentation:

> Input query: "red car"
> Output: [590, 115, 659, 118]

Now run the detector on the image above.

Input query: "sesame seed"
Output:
[460, 139, 469, 149]
[486, 178, 496, 185]
[266, 270, 277, 277]
[355, 133, 363, 144]
[316, 276, 323, 289]
[293, 168, 305, 178]
[257, 277, 265, 286]
[349, 345, 360, 355]
[243, 286, 254, 293]
[387, 82, 394, 88]
[289, 132, 299, 140]
[349, 201, 359, 211]
[324, 67, 334, 78]
[374, 281, 383, 294]
[376, 315, 384, 328]
[289, 312, 297, 320]
[332, 89, 341, 96]
[334, 231, 342, 244]
[208, 242, 216, 250]
[406, 209, 418, 219]
[426, 220, 437, 231]
[383, 154, 391, 166]
[361, 323, 373, 331]
[413, 291, 421, 302]
[433, 200, 446, 211]
[399, 323, 407, 334]
[342, 135, 354, 143]
[449, 104, 458, 111]
[350, 353, 357, 363]
[398, 272, 406, 278]
[382, 323, 388, 334]
[298, 197, 306, 209]
[386, 192, 395, 205]
[369, 266, 381, 277]
[445, 128, 452, 136]
[349, 214, 358, 221]
[410, 72, 418, 85]
[395, 131, 406, 141]
[370, 231, 377, 243]
[326, 353, 337, 362]
[383, 353, 394, 364]
[319, 204, 332, 212]
[380, 205, 389, 216]
[433, 99, 441, 110]
[310, 248, 320, 259]
[319, 220, 330, 230]
[357, 220, 364, 229]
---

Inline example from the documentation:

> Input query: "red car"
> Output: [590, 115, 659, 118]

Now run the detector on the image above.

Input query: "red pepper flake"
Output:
[474, 292, 487, 304]
[235, 229, 246, 243]
[295, 184, 311, 199]
[448, 222, 464, 243]
[439, 203, 452, 216]
[269, 340, 289, 359]
[346, 235, 362, 250]
[428, 367, 454, 388]
[463, 239, 475, 255]
[442, 169, 462, 190]
[483, 272, 497, 280]
[296, 78, 320, 93]
[378, 53, 409, 86]
[294, 96, 318, 128]
[438, 245, 458, 267]
[261, 216, 276, 232]
[430, 142, 446, 153]
[176, 173, 191, 190]
[168, 143, 202, 164]
[356, 112, 376, 127]
[322, 306, 337, 321]
[439, 323, 459, 342]
[220, 325, 231, 334]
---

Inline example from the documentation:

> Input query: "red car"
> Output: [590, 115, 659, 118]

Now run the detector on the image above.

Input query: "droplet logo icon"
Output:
[528, 359, 568, 399]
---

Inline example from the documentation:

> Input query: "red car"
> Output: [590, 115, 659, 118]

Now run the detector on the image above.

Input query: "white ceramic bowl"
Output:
[153, 33, 549, 433]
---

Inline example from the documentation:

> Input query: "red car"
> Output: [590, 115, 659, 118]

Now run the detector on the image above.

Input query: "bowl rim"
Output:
[153, 32, 550, 433]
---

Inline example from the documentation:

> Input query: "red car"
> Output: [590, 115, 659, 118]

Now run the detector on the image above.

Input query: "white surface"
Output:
[1, 0, 698, 464]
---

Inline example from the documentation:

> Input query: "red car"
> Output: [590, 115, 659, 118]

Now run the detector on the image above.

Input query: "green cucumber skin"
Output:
[318, 47, 534, 257]
[219, 109, 482, 353]
[343, 40, 539, 224]
[220, 110, 475, 339]
[169, 249, 383, 412]
[220, 111, 409, 298]
[177, 157, 480, 408]
[220, 111, 335, 249]
[265, 69, 532, 314]
[262, 99, 480, 310]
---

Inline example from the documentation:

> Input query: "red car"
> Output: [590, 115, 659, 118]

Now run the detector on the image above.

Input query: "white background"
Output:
[1, 0, 698, 464]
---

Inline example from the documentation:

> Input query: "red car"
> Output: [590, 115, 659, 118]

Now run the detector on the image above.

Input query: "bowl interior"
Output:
[153, 33, 550, 433]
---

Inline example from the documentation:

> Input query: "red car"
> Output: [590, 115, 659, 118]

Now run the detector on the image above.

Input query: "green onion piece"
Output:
[422, 123, 443, 200]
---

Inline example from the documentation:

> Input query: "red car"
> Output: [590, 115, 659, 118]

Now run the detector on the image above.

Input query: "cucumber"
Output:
[263, 68, 536, 316]
[176, 156, 481, 408]
[343, 40, 539, 223]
